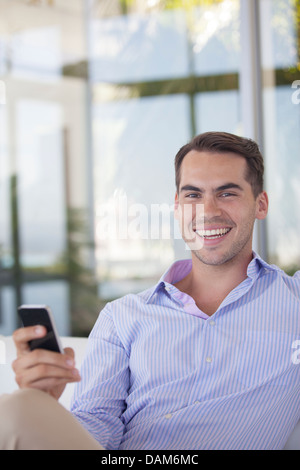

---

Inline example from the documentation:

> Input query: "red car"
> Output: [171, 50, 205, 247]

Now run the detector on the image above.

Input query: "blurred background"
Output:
[0, 0, 299, 337]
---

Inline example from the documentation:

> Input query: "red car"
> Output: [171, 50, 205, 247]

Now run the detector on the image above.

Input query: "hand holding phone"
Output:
[18, 304, 64, 353]
[14, 305, 80, 400]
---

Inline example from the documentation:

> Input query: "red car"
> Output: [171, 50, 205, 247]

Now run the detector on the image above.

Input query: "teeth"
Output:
[196, 228, 231, 238]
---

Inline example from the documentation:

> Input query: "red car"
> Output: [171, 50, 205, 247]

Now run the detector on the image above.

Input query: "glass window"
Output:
[260, 0, 300, 272]
[89, 9, 190, 82]
[0, 105, 11, 268]
[89, 0, 241, 300]
[195, 89, 240, 133]
[17, 100, 66, 268]
[192, 1, 240, 75]
[0, 0, 299, 336]
[93, 93, 191, 298]
[0, 0, 91, 336]
[0, 287, 15, 336]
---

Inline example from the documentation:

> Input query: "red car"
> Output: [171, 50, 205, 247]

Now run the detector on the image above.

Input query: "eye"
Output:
[186, 193, 201, 199]
[220, 192, 236, 198]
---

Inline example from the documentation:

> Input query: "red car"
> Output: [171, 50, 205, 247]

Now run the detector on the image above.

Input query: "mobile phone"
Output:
[18, 304, 64, 353]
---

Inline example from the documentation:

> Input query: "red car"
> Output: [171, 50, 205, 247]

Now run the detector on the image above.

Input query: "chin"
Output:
[191, 246, 243, 266]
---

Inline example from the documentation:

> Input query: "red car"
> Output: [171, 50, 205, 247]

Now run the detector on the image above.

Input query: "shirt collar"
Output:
[249, 251, 283, 278]
[146, 259, 192, 303]
[145, 252, 280, 303]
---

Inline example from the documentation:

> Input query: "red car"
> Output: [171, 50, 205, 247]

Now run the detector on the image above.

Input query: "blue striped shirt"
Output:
[71, 253, 300, 450]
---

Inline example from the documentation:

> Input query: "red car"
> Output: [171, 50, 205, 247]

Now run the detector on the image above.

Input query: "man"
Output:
[0, 132, 299, 450]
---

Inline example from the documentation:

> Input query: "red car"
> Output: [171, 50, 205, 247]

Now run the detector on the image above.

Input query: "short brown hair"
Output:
[175, 131, 264, 198]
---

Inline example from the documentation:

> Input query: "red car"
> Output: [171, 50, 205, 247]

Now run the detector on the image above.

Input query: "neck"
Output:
[174, 250, 253, 316]
[191, 249, 253, 287]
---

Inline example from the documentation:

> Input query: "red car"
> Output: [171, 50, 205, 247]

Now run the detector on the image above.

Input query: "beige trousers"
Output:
[0, 389, 104, 450]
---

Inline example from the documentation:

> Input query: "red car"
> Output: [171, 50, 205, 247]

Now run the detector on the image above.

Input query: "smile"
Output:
[195, 228, 232, 239]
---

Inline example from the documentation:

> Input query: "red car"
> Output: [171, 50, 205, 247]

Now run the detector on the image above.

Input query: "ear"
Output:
[255, 191, 269, 220]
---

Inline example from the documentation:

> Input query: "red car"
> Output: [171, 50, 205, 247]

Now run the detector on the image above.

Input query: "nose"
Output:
[203, 195, 222, 219]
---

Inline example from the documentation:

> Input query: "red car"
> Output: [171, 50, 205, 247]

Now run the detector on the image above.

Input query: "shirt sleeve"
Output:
[70, 303, 130, 450]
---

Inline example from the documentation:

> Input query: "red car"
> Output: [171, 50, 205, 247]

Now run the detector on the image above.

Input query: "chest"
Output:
[128, 303, 298, 396]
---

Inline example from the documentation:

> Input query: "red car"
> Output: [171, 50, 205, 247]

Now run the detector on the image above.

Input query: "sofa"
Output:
[0, 335, 299, 450]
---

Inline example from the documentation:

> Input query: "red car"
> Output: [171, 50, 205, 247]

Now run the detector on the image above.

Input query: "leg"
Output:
[0, 389, 104, 450]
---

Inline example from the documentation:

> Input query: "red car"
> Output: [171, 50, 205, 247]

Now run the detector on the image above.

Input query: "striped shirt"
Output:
[71, 253, 300, 450]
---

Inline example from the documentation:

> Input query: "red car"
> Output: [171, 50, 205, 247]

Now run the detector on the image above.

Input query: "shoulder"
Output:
[259, 258, 300, 300]
[279, 269, 300, 299]
[97, 283, 162, 323]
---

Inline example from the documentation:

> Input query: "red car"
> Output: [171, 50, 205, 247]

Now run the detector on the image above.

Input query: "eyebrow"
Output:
[180, 183, 244, 193]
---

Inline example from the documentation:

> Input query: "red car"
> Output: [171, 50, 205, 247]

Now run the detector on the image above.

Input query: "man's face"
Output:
[174, 150, 268, 266]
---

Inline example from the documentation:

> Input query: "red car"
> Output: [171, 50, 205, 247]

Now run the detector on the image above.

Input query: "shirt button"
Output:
[165, 413, 172, 419]
[209, 320, 216, 326]
[205, 356, 213, 363]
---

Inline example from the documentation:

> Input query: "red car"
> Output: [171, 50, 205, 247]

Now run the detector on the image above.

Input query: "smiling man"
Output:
[173, 133, 268, 316]
[1, 132, 299, 450]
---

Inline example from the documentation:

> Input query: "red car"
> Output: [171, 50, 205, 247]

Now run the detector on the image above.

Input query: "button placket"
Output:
[189, 318, 217, 405]
[203, 317, 217, 365]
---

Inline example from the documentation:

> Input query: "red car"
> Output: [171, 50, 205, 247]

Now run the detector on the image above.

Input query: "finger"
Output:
[14, 361, 81, 389]
[12, 348, 76, 375]
[13, 326, 47, 355]
[24, 376, 80, 398]
[63, 347, 75, 360]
